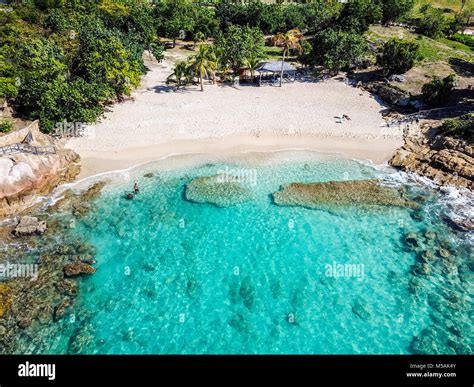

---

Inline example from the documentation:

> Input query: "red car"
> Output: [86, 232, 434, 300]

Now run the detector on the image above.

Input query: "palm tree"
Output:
[188, 44, 217, 91]
[272, 28, 303, 87]
[166, 61, 192, 89]
[244, 53, 264, 81]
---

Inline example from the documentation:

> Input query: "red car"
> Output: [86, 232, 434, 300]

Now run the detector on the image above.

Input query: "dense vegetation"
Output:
[0, 0, 471, 131]
[0, 0, 158, 132]
[422, 73, 458, 106]
[377, 38, 420, 75]
[440, 113, 474, 144]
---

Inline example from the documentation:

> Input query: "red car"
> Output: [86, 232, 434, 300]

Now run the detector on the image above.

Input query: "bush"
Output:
[312, 29, 368, 74]
[0, 119, 13, 133]
[378, 0, 415, 25]
[337, 0, 382, 34]
[377, 38, 420, 75]
[440, 114, 473, 143]
[150, 42, 165, 62]
[450, 33, 474, 50]
[214, 25, 265, 73]
[416, 5, 448, 38]
[422, 74, 458, 106]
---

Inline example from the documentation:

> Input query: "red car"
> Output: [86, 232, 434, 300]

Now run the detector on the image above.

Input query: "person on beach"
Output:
[134, 182, 140, 194]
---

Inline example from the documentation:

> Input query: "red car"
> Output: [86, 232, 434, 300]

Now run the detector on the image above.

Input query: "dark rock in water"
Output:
[17, 316, 33, 329]
[63, 262, 96, 277]
[438, 248, 451, 259]
[410, 329, 433, 354]
[410, 210, 424, 222]
[424, 230, 437, 241]
[55, 279, 78, 296]
[79, 256, 96, 265]
[13, 216, 47, 236]
[408, 277, 422, 294]
[72, 202, 91, 217]
[55, 245, 76, 256]
[272, 180, 419, 210]
[405, 232, 420, 248]
[352, 298, 371, 320]
[185, 174, 254, 207]
[411, 262, 431, 277]
[82, 181, 107, 201]
[419, 250, 434, 263]
[186, 277, 199, 298]
[0, 283, 12, 317]
[229, 313, 249, 333]
[144, 173, 154, 178]
[53, 298, 71, 322]
[142, 263, 155, 272]
[239, 278, 255, 310]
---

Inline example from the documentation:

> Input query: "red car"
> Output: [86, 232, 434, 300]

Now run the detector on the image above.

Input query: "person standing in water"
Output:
[134, 182, 140, 194]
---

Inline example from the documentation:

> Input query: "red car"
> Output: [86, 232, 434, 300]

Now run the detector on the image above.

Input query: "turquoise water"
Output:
[20, 153, 473, 354]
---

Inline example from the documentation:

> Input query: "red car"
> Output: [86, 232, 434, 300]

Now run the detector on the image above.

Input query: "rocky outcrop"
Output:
[185, 174, 254, 207]
[272, 179, 418, 210]
[390, 119, 474, 190]
[13, 216, 47, 236]
[47, 181, 106, 217]
[366, 82, 409, 105]
[0, 121, 81, 217]
[63, 262, 97, 277]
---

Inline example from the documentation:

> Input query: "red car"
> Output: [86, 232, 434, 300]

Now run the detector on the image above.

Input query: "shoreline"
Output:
[71, 133, 402, 179]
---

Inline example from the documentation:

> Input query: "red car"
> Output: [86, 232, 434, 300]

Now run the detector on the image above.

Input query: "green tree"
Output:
[422, 74, 458, 106]
[272, 28, 303, 87]
[416, 5, 448, 38]
[215, 25, 265, 74]
[377, 38, 420, 75]
[312, 29, 368, 74]
[377, 0, 414, 25]
[187, 44, 217, 91]
[337, 0, 382, 33]
[154, 0, 196, 47]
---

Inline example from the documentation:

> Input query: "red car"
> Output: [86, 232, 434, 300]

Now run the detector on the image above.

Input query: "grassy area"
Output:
[368, 26, 473, 63]
[415, 0, 474, 14]
[367, 25, 474, 94]
[263, 45, 283, 60]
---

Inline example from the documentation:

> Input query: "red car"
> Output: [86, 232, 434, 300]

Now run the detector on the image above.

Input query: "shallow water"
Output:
[16, 152, 473, 354]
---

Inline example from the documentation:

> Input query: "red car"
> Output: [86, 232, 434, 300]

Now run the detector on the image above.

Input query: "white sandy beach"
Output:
[67, 49, 403, 178]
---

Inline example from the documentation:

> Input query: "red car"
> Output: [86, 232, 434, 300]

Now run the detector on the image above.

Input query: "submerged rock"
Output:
[0, 284, 12, 318]
[13, 216, 47, 237]
[56, 279, 78, 296]
[405, 232, 421, 248]
[352, 298, 371, 321]
[53, 298, 71, 322]
[273, 179, 418, 210]
[63, 262, 96, 277]
[185, 174, 253, 207]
